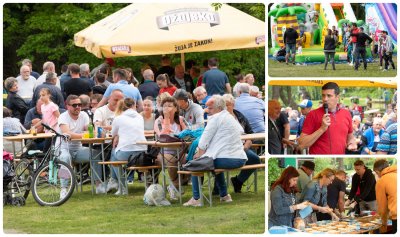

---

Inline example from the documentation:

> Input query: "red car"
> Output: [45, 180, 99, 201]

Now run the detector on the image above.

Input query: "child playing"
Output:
[40, 88, 60, 132]
[297, 41, 303, 55]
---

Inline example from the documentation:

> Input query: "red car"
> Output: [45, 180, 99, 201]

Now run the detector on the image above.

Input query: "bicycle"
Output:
[10, 123, 76, 206]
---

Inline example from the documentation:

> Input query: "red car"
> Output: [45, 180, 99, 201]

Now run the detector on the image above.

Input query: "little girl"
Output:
[40, 88, 60, 132]
[297, 42, 303, 55]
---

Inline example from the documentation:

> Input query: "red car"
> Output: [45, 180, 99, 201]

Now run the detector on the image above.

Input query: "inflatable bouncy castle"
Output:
[269, 3, 396, 64]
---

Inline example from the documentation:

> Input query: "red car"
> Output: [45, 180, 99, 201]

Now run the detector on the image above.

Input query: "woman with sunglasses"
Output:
[156, 73, 177, 96]
[268, 166, 309, 229]
[299, 168, 339, 223]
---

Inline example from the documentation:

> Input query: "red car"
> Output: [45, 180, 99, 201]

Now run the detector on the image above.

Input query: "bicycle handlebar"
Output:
[41, 123, 70, 140]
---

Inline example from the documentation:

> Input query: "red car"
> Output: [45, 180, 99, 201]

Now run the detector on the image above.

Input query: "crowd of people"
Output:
[3, 56, 265, 205]
[277, 23, 396, 72]
[268, 82, 397, 155]
[268, 159, 397, 234]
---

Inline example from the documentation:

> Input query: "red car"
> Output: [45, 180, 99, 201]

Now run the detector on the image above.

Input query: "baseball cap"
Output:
[298, 99, 313, 109]
[173, 89, 189, 101]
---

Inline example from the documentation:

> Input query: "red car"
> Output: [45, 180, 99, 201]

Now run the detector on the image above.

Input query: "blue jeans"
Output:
[110, 149, 142, 183]
[354, 46, 367, 69]
[191, 158, 246, 199]
[237, 149, 261, 183]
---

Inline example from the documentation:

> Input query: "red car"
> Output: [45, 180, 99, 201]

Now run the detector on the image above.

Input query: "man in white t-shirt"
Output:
[93, 89, 124, 131]
[16, 65, 36, 104]
[58, 95, 105, 196]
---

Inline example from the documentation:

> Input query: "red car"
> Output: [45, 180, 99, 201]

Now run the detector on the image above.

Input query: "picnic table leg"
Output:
[207, 172, 212, 207]
[160, 147, 167, 194]
[144, 170, 149, 191]
[101, 143, 106, 184]
[254, 169, 258, 193]
[197, 176, 204, 207]
[177, 148, 182, 204]
[89, 143, 95, 195]
[11, 140, 16, 159]
[226, 171, 230, 190]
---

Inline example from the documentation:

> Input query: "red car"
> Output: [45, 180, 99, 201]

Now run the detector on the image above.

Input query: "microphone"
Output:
[323, 103, 329, 114]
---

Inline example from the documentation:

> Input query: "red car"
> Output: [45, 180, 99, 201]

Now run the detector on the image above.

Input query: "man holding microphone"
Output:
[298, 82, 357, 154]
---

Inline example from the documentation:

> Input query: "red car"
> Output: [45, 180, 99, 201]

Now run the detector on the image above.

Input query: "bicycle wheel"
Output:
[31, 160, 75, 206]
[10, 158, 33, 200]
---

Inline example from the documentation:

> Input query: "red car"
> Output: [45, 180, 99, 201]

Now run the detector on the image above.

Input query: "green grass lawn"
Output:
[3, 171, 265, 234]
[268, 57, 397, 77]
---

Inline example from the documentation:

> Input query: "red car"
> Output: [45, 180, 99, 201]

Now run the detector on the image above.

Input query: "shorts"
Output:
[286, 43, 296, 54]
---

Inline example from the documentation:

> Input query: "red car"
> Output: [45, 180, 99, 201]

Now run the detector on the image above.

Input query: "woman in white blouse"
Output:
[183, 95, 247, 207]
[107, 98, 147, 195]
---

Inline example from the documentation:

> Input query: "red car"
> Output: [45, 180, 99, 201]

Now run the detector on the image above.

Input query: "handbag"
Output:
[157, 134, 188, 163]
[158, 134, 182, 143]
[182, 156, 214, 171]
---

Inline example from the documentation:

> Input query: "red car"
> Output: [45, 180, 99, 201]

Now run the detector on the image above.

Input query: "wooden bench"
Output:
[177, 163, 265, 207]
[250, 143, 265, 156]
[126, 165, 161, 191]
[98, 161, 128, 195]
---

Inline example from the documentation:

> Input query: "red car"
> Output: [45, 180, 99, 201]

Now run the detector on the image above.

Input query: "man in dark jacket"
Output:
[350, 27, 373, 71]
[283, 24, 299, 65]
[347, 160, 376, 214]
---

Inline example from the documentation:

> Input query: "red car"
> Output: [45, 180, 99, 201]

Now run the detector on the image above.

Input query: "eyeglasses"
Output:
[377, 115, 382, 118]
[69, 103, 82, 108]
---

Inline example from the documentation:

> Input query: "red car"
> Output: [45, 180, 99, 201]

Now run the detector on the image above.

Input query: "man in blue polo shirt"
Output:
[234, 83, 265, 133]
[201, 57, 231, 95]
[96, 68, 143, 112]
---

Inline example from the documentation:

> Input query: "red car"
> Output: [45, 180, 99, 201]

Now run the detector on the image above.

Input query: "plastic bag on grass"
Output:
[143, 184, 171, 206]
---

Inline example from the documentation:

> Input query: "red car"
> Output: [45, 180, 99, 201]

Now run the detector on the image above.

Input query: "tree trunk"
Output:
[272, 86, 281, 100]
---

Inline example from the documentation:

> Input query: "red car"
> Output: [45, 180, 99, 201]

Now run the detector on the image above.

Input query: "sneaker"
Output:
[383, 69, 388, 71]
[380, 66, 383, 70]
[183, 197, 201, 207]
[231, 176, 243, 193]
[115, 187, 128, 195]
[220, 194, 233, 202]
[106, 178, 118, 192]
[127, 180, 134, 185]
[96, 184, 106, 194]
[349, 63, 353, 66]
[60, 188, 68, 199]
[167, 184, 178, 201]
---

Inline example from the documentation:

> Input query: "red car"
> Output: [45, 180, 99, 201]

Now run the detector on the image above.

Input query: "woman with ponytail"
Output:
[300, 168, 339, 223]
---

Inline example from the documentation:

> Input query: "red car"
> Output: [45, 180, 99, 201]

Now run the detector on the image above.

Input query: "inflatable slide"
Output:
[366, 3, 397, 45]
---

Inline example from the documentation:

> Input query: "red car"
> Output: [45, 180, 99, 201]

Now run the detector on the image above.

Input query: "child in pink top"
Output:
[40, 88, 60, 132]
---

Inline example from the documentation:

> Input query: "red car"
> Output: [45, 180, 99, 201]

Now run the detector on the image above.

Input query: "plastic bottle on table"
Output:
[88, 120, 94, 138]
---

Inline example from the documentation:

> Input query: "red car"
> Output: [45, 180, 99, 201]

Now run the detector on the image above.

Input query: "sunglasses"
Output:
[69, 103, 82, 108]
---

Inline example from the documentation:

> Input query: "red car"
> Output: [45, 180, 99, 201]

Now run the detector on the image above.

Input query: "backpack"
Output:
[126, 146, 160, 167]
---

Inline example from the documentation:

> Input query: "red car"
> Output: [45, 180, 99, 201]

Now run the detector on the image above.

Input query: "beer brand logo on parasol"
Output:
[157, 8, 220, 30]
[111, 45, 131, 54]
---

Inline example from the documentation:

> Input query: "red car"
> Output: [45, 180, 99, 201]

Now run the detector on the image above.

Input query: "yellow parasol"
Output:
[74, 3, 265, 58]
